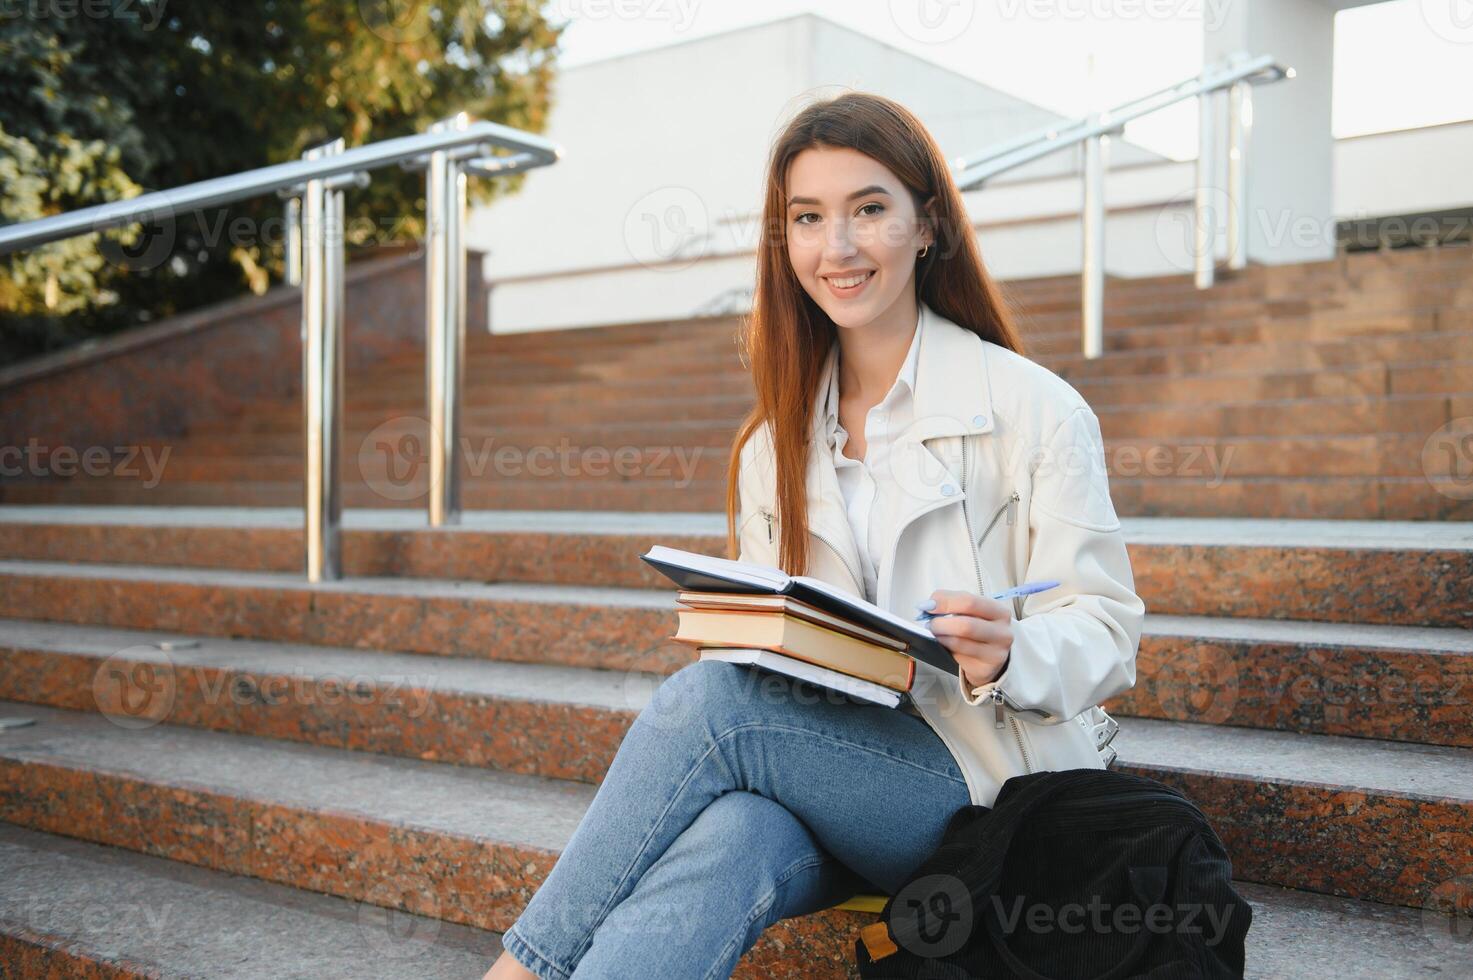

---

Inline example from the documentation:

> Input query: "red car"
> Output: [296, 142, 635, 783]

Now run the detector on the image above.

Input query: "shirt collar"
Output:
[823, 304, 924, 429]
[809, 300, 995, 447]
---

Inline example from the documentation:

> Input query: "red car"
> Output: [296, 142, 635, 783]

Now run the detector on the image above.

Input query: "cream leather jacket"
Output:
[736, 301, 1145, 808]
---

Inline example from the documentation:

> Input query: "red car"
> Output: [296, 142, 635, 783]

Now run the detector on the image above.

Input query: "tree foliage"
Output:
[0, 0, 563, 366]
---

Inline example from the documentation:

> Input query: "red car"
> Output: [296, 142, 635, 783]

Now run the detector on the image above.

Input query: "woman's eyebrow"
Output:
[787, 185, 892, 207]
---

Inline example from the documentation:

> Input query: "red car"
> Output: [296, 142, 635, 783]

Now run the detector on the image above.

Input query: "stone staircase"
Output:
[1, 245, 1470, 520]
[0, 244, 1470, 977]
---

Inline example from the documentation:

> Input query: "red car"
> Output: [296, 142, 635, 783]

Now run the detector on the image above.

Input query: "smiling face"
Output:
[784, 145, 933, 331]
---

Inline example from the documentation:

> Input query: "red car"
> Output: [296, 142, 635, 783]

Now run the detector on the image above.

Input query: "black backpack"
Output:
[855, 768, 1252, 979]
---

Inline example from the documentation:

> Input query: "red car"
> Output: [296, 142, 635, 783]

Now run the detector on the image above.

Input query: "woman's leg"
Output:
[571, 790, 867, 979]
[499, 659, 971, 979]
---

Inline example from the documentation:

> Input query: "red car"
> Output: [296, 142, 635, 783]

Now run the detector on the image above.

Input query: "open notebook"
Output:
[641, 544, 959, 677]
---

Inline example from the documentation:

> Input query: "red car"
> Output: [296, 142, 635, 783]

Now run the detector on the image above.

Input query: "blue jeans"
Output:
[500, 658, 973, 979]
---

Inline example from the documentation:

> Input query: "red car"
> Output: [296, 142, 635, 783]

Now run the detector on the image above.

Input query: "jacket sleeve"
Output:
[958, 405, 1144, 723]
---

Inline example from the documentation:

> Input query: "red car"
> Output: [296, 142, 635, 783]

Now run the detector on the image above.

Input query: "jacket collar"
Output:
[800, 301, 998, 599]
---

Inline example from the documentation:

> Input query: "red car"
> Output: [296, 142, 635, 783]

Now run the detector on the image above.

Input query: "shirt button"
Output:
[941, 484, 956, 496]
[973, 414, 987, 426]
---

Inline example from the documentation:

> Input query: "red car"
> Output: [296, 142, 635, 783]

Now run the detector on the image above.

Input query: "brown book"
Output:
[671, 607, 915, 692]
[676, 591, 906, 651]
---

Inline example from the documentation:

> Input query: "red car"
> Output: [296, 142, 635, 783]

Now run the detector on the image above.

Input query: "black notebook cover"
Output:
[641, 547, 959, 677]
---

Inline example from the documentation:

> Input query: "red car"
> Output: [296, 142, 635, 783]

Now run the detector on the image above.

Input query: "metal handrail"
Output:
[952, 52, 1294, 359]
[0, 120, 558, 254]
[0, 114, 563, 581]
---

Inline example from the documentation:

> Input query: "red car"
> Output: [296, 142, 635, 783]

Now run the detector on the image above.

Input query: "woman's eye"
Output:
[793, 203, 884, 225]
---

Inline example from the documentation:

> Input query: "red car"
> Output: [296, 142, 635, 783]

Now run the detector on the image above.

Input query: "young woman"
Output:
[485, 91, 1143, 980]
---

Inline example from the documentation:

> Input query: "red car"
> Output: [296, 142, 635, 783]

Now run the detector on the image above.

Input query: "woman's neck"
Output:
[834, 298, 920, 402]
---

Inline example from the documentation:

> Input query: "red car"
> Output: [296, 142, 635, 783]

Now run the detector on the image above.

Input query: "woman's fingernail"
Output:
[916, 599, 936, 612]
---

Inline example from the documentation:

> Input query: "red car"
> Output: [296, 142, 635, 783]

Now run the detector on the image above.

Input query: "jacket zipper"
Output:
[814, 529, 865, 595]
[960, 440, 1034, 773]
[762, 505, 866, 596]
[959, 440, 991, 603]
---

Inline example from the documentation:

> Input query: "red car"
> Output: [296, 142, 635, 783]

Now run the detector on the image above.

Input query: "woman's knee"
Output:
[634, 659, 757, 735]
[671, 791, 825, 885]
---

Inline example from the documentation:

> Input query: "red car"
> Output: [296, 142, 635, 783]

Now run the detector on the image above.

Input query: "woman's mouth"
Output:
[823, 269, 875, 298]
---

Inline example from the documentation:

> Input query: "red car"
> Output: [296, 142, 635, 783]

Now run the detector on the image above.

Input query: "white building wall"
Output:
[468, 13, 1472, 335]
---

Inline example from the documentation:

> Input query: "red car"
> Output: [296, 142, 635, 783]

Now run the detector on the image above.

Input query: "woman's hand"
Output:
[920, 589, 1012, 690]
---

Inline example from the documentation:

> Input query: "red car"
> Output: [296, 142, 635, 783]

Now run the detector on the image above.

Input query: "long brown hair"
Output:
[724, 91, 1028, 574]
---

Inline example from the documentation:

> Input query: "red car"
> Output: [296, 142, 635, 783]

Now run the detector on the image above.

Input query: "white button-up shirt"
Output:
[822, 307, 923, 606]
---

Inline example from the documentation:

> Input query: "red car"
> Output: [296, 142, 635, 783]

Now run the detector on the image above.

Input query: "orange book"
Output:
[672, 607, 915, 692]
[676, 591, 906, 650]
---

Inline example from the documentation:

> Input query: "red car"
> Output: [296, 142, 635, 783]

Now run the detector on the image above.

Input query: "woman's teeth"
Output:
[829, 271, 873, 289]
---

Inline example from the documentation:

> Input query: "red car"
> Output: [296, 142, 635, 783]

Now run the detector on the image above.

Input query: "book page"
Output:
[643, 545, 789, 589]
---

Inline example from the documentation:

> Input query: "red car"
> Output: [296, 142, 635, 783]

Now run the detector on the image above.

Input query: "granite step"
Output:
[1, 509, 1467, 629]
[0, 697, 1469, 916]
[0, 754, 1467, 978]
[136, 391, 1465, 465]
[0, 823, 501, 978]
[175, 355, 1470, 439]
[1, 554, 1469, 717]
[1046, 328, 1473, 380]
[328, 317, 1473, 411]
[66, 425, 1465, 489]
[0, 599, 1468, 772]
[3, 472, 1471, 519]
[0, 796, 1466, 978]
[0, 701, 866, 980]
[338, 307, 1468, 402]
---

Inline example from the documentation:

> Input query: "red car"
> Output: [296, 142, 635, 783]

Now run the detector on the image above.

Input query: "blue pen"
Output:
[915, 580, 1060, 623]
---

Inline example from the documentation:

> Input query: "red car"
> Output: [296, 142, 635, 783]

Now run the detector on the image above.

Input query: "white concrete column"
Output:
[1203, 0, 1343, 265]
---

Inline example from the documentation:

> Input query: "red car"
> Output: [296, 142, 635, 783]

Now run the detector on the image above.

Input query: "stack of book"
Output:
[672, 590, 915, 707]
[641, 545, 961, 709]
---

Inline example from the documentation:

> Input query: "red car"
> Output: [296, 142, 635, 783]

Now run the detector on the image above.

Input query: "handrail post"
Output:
[426, 114, 470, 526]
[1194, 80, 1221, 289]
[284, 196, 303, 286]
[1081, 115, 1107, 360]
[301, 138, 346, 582]
[1226, 75, 1252, 272]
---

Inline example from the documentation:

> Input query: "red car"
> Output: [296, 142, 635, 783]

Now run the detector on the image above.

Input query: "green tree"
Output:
[0, 0, 563, 366]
